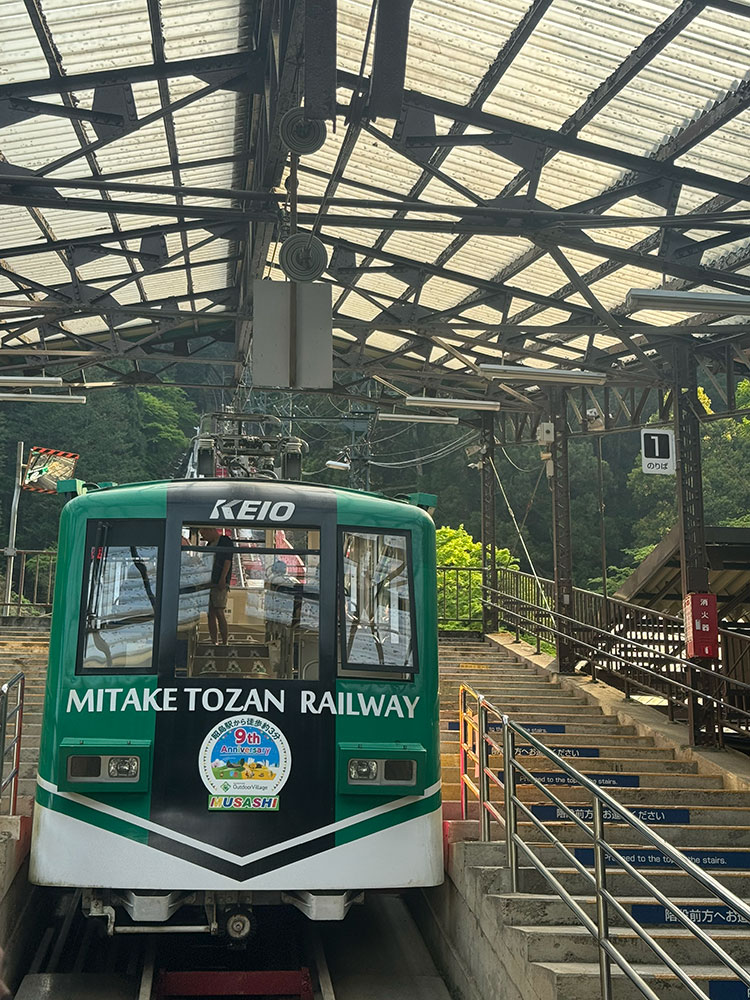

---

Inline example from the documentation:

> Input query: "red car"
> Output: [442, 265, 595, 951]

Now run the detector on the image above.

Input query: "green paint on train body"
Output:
[333, 490, 440, 843]
[39, 484, 166, 822]
[37, 479, 440, 856]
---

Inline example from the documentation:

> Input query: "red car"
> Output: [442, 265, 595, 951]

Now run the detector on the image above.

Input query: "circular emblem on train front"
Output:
[199, 715, 292, 798]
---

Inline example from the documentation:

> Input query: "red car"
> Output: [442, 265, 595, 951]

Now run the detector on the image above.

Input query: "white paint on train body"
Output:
[66, 687, 420, 718]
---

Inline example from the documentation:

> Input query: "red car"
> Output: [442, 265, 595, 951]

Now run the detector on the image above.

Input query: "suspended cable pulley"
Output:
[279, 233, 328, 281]
[279, 107, 327, 155]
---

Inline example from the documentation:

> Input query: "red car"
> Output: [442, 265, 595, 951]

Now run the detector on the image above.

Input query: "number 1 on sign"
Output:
[641, 428, 676, 476]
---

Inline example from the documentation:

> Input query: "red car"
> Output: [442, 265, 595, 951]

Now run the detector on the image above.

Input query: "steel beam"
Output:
[0, 53, 257, 99]
[481, 412, 498, 634]
[550, 387, 575, 673]
[332, 0, 553, 314]
[305, 0, 337, 119]
[673, 346, 715, 746]
[334, 0, 708, 323]
[393, 91, 750, 205]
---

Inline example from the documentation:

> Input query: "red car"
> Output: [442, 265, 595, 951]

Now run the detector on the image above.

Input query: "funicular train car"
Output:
[30, 478, 442, 936]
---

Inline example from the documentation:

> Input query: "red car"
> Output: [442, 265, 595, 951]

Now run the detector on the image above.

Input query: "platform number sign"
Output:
[641, 428, 675, 475]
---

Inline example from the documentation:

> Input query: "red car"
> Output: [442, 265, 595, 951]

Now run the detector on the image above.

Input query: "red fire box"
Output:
[683, 592, 719, 659]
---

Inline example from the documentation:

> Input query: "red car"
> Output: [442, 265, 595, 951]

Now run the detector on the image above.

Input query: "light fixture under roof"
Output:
[378, 412, 459, 424]
[626, 288, 750, 316]
[0, 376, 63, 388]
[478, 364, 607, 385]
[0, 393, 87, 403]
[404, 396, 501, 411]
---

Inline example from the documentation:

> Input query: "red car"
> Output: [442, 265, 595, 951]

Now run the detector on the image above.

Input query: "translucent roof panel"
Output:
[1, 0, 750, 401]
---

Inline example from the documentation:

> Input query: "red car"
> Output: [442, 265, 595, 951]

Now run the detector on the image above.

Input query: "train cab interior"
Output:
[76, 518, 416, 682]
[177, 525, 321, 681]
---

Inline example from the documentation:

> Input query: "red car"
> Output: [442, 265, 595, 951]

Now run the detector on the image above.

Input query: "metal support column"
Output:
[673, 347, 714, 745]
[2, 442, 24, 617]
[481, 412, 498, 634]
[550, 389, 575, 673]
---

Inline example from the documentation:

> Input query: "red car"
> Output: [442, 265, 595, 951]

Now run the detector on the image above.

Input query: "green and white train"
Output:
[30, 479, 442, 933]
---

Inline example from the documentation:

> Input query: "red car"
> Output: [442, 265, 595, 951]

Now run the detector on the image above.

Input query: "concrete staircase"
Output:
[0, 624, 50, 816]
[437, 637, 750, 1000]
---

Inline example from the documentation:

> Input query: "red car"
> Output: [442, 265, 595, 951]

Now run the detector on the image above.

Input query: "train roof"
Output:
[60, 478, 434, 524]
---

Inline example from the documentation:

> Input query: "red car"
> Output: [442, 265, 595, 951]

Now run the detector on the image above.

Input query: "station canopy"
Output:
[2, 0, 750, 408]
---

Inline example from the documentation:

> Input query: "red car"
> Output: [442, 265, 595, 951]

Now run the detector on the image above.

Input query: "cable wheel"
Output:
[279, 108, 326, 155]
[279, 233, 328, 281]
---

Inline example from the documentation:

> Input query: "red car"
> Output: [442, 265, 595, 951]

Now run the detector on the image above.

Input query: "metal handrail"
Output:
[0, 672, 24, 815]
[493, 565, 750, 679]
[488, 582, 750, 695]
[485, 580, 750, 741]
[437, 565, 484, 629]
[458, 682, 750, 1000]
[2, 548, 57, 616]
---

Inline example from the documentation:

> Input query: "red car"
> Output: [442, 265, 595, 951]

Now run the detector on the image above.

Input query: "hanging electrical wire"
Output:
[511, 465, 545, 556]
[501, 445, 539, 474]
[488, 455, 552, 612]
[370, 432, 477, 467]
[370, 430, 479, 468]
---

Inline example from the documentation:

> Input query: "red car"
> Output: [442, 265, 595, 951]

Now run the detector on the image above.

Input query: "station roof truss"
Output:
[2, 1, 750, 412]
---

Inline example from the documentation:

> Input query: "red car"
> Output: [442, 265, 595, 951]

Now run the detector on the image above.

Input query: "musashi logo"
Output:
[209, 795, 279, 811]
[208, 499, 295, 521]
[199, 715, 291, 810]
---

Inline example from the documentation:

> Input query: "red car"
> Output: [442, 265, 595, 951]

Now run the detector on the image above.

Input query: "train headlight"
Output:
[348, 758, 378, 782]
[107, 756, 140, 779]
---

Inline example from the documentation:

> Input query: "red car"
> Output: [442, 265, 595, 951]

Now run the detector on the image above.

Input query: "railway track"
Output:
[14, 893, 450, 1000]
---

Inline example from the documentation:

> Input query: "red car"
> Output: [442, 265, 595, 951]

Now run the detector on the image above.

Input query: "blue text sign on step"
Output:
[516, 747, 600, 758]
[632, 904, 749, 926]
[504, 772, 640, 788]
[708, 983, 750, 1000]
[445, 721, 565, 734]
[575, 848, 750, 869]
[531, 806, 690, 825]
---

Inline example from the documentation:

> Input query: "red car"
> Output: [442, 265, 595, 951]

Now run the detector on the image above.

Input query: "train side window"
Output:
[78, 521, 162, 673]
[338, 530, 418, 676]
[176, 525, 321, 681]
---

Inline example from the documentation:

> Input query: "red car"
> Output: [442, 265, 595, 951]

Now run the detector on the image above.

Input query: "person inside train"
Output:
[198, 526, 233, 646]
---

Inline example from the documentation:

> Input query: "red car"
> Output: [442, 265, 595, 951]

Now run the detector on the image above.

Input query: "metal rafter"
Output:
[22, 0, 149, 305]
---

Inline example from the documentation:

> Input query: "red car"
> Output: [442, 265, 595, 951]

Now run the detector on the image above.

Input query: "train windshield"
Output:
[78, 520, 163, 673]
[177, 525, 320, 681]
[340, 530, 417, 673]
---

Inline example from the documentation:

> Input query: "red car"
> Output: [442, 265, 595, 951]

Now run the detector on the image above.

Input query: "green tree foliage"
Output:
[0, 386, 198, 551]
[436, 524, 518, 627]
[628, 382, 750, 550]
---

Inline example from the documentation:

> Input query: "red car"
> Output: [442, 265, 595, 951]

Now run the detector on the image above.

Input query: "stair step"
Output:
[442, 732, 654, 747]
[488, 893, 750, 929]
[457, 787, 750, 808]
[439, 710, 607, 722]
[514, 823, 750, 847]
[537, 961, 745, 1000]
[521, 923, 750, 965]
[442, 721, 640, 736]
[445, 759, 693, 777]
[442, 772, 724, 797]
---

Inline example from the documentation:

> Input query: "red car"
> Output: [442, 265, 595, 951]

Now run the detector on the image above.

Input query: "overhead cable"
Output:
[488, 455, 551, 613]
